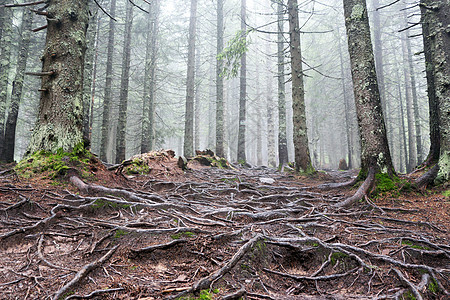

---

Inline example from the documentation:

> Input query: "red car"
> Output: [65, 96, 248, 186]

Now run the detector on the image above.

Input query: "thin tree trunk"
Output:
[266, 40, 276, 168]
[237, 0, 247, 163]
[82, 3, 98, 145]
[277, 0, 288, 167]
[183, 0, 197, 157]
[141, 0, 160, 154]
[0, 8, 13, 159]
[194, 47, 201, 151]
[100, 0, 116, 162]
[115, 1, 133, 163]
[397, 71, 409, 173]
[337, 27, 353, 169]
[255, 64, 262, 166]
[288, 0, 313, 173]
[401, 37, 417, 172]
[215, 0, 225, 158]
[371, 0, 386, 114]
[3, 9, 33, 162]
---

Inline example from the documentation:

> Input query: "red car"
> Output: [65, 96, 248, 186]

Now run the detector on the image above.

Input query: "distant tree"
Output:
[26, 0, 90, 155]
[276, 0, 289, 167]
[115, 0, 134, 163]
[3, 9, 33, 162]
[288, 0, 314, 173]
[237, 0, 247, 163]
[0, 7, 13, 159]
[339, 0, 394, 206]
[100, 0, 117, 162]
[183, 0, 198, 157]
[215, 0, 225, 158]
[141, 0, 160, 154]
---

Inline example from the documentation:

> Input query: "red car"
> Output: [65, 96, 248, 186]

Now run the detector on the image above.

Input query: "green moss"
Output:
[206, 157, 229, 169]
[330, 252, 348, 265]
[401, 240, 431, 250]
[179, 289, 215, 300]
[373, 173, 412, 197]
[15, 141, 92, 179]
[403, 290, 416, 300]
[442, 190, 450, 198]
[171, 231, 195, 240]
[428, 278, 439, 294]
[124, 158, 150, 175]
[114, 229, 129, 239]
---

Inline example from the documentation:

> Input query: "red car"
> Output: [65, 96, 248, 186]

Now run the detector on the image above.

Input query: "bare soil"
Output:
[0, 154, 448, 300]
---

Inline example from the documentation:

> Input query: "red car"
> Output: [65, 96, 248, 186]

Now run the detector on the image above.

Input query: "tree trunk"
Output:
[3, 9, 33, 162]
[277, 0, 288, 167]
[255, 64, 262, 166]
[0, 8, 13, 159]
[371, 0, 386, 115]
[420, 0, 450, 184]
[141, 0, 160, 154]
[288, 0, 313, 173]
[100, 0, 116, 162]
[397, 71, 409, 174]
[183, 0, 197, 157]
[115, 1, 133, 163]
[194, 47, 201, 151]
[342, 0, 394, 180]
[237, 0, 247, 163]
[215, 0, 225, 158]
[420, 1, 440, 165]
[82, 3, 98, 145]
[27, 0, 89, 155]
[401, 37, 417, 172]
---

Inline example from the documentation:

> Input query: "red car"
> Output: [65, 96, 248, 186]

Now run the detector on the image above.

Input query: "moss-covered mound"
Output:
[15, 143, 97, 180]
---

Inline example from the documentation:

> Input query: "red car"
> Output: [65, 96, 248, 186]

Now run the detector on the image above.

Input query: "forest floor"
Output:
[0, 151, 449, 300]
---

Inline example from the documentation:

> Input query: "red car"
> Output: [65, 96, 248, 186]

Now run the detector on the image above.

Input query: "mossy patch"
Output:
[401, 240, 431, 250]
[442, 190, 450, 198]
[374, 173, 412, 197]
[179, 289, 218, 300]
[123, 157, 151, 175]
[171, 231, 195, 240]
[15, 142, 93, 180]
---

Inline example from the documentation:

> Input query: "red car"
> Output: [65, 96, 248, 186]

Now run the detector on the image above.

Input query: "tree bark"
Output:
[342, 0, 394, 179]
[288, 0, 313, 173]
[0, 8, 13, 159]
[115, 1, 133, 163]
[3, 9, 33, 162]
[277, 0, 288, 167]
[100, 0, 116, 162]
[141, 0, 160, 154]
[183, 0, 197, 158]
[27, 0, 89, 155]
[420, 0, 450, 184]
[237, 0, 247, 163]
[215, 0, 225, 158]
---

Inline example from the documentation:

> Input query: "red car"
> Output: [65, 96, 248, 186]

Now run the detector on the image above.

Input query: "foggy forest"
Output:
[0, 0, 449, 299]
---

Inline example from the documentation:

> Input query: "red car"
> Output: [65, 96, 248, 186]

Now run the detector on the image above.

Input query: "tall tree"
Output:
[141, 0, 160, 154]
[277, 0, 289, 167]
[27, 0, 89, 154]
[237, 0, 247, 163]
[183, 0, 198, 157]
[3, 9, 33, 162]
[115, 1, 134, 163]
[215, 0, 225, 158]
[340, 0, 394, 206]
[288, 0, 314, 173]
[100, 0, 116, 162]
[0, 8, 13, 159]
[417, 0, 449, 185]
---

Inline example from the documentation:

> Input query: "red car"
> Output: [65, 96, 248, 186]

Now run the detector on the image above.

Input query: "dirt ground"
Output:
[0, 153, 448, 300]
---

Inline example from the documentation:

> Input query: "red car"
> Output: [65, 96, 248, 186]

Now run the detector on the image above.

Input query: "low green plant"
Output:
[171, 231, 195, 240]
[442, 190, 450, 198]
[114, 229, 129, 239]
[330, 252, 348, 265]
[124, 158, 150, 175]
[403, 290, 416, 300]
[401, 240, 431, 250]
[180, 289, 216, 300]
[428, 278, 439, 294]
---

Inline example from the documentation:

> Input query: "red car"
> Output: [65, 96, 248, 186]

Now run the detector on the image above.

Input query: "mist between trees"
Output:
[0, 0, 439, 174]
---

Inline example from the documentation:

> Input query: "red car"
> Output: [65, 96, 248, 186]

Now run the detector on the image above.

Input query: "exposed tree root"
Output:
[334, 168, 375, 208]
[52, 245, 118, 300]
[415, 164, 439, 188]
